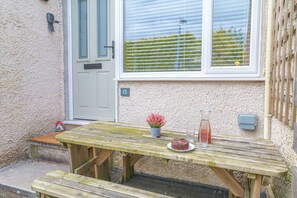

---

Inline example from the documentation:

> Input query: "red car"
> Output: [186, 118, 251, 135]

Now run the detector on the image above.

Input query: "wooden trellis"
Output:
[271, 0, 297, 128]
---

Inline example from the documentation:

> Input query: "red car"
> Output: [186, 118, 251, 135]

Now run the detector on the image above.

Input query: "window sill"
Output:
[115, 75, 265, 82]
[116, 67, 265, 81]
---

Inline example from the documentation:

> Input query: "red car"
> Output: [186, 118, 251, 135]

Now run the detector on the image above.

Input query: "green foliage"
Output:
[124, 33, 201, 72]
[212, 27, 249, 66]
[124, 28, 249, 72]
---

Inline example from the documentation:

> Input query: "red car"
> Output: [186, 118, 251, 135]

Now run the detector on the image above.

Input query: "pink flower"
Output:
[146, 113, 166, 128]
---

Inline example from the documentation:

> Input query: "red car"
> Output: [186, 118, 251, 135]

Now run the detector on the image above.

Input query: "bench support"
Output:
[210, 167, 244, 198]
[122, 153, 143, 182]
[211, 168, 264, 198]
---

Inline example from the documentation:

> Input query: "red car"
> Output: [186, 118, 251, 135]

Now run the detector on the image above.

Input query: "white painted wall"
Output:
[0, 0, 64, 167]
[119, 81, 265, 137]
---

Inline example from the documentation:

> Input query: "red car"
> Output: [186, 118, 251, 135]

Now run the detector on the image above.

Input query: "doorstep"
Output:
[63, 120, 92, 126]
[30, 132, 62, 145]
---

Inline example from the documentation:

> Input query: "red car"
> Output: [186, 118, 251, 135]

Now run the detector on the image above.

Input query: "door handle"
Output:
[104, 41, 115, 59]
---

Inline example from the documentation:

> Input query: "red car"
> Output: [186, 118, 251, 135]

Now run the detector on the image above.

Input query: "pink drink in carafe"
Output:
[198, 110, 211, 144]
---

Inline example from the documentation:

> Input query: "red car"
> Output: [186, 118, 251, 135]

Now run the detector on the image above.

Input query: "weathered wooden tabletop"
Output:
[56, 121, 288, 178]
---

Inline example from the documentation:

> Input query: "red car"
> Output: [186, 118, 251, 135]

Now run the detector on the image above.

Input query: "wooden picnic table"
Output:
[56, 121, 288, 198]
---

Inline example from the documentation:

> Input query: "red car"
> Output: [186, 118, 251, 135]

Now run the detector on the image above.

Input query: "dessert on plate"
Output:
[171, 138, 189, 150]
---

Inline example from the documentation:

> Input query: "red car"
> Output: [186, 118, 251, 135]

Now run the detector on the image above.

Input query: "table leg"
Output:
[93, 148, 99, 179]
[67, 144, 89, 175]
[122, 154, 134, 183]
[98, 155, 111, 181]
[94, 149, 113, 181]
[68, 144, 113, 180]
[122, 153, 143, 183]
[243, 173, 250, 198]
[250, 175, 262, 198]
[228, 191, 235, 198]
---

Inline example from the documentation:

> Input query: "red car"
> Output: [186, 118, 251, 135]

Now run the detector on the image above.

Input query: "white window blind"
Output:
[124, 0, 203, 72]
[212, 0, 252, 67]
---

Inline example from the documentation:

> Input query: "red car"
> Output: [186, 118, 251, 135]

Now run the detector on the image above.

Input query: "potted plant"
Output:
[146, 113, 166, 138]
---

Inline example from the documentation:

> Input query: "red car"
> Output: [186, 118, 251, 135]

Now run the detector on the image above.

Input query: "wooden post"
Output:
[67, 144, 89, 175]
[93, 148, 99, 179]
[243, 173, 250, 198]
[122, 154, 134, 183]
[98, 158, 111, 181]
[228, 191, 234, 198]
[95, 149, 113, 181]
[122, 154, 142, 183]
[250, 175, 262, 198]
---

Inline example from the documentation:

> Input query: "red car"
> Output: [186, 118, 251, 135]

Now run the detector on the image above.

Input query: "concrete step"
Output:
[0, 159, 69, 198]
[28, 120, 86, 163]
[29, 132, 69, 164]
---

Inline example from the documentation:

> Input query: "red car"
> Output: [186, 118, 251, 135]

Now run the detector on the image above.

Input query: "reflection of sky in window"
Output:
[124, 0, 250, 41]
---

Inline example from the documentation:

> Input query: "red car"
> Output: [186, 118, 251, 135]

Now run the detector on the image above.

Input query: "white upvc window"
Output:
[115, 0, 262, 80]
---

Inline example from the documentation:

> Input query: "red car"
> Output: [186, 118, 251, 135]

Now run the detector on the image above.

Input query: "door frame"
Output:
[65, 0, 118, 121]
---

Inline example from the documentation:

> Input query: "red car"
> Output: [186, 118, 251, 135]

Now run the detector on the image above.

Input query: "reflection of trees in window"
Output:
[124, 33, 201, 72]
[124, 27, 249, 72]
[212, 27, 250, 67]
[212, 0, 252, 67]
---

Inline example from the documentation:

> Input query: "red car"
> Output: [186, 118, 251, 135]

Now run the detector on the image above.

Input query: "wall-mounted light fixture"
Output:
[46, 13, 59, 32]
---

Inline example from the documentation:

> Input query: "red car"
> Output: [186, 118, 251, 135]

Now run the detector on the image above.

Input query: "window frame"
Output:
[115, 0, 263, 81]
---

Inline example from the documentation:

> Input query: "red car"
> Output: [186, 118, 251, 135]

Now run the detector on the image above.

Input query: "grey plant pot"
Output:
[150, 127, 161, 138]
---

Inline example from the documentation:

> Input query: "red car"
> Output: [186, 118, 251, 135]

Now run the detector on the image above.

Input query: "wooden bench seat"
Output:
[32, 170, 171, 198]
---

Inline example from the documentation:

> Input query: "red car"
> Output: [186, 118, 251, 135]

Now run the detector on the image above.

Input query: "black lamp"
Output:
[46, 13, 59, 32]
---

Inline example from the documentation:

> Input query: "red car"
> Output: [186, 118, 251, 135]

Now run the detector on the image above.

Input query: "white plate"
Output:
[167, 142, 195, 152]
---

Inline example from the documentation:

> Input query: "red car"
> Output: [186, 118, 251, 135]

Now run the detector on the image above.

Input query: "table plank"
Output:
[63, 129, 284, 162]
[56, 122, 288, 178]
[61, 131, 286, 169]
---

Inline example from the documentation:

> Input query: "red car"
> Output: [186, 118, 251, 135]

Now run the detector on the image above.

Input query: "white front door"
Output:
[72, 0, 115, 121]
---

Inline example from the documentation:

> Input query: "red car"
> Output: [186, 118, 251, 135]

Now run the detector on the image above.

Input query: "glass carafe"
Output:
[199, 110, 211, 145]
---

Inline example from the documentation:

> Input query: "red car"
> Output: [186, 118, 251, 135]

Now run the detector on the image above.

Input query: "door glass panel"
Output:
[78, 0, 88, 59]
[97, 0, 108, 58]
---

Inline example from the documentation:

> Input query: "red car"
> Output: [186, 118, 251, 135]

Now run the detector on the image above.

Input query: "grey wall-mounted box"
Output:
[238, 114, 257, 130]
